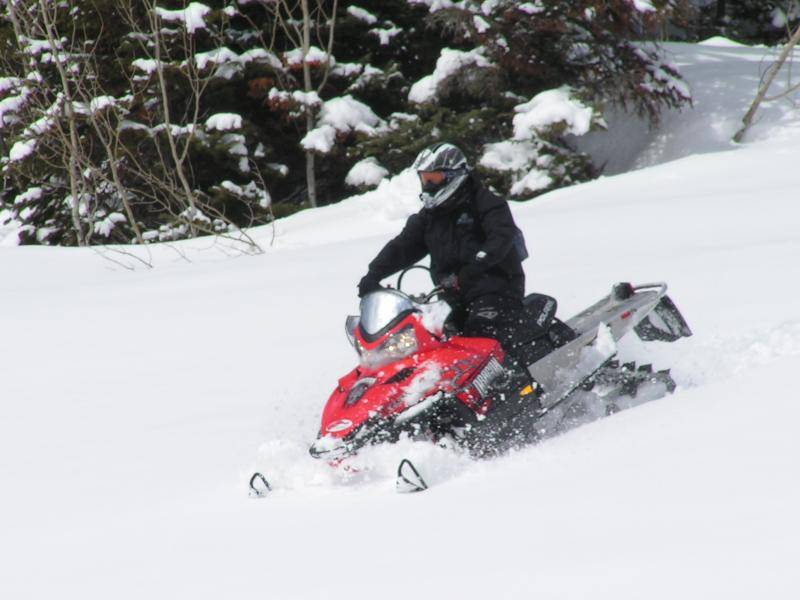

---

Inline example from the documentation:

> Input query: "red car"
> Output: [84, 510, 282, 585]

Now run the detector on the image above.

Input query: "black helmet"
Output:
[412, 143, 469, 210]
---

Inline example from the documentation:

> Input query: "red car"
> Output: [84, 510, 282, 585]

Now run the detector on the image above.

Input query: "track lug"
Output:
[657, 369, 677, 393]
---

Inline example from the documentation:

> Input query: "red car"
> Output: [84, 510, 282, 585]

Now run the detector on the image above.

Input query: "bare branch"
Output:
[734, 23, 800, 143]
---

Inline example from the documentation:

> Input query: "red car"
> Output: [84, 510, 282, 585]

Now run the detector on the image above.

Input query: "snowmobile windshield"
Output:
[360, 290, 415, 336]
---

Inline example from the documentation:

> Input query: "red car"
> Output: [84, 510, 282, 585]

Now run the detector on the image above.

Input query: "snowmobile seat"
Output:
[548, 318, 577, 348]
[522, 293, 558, 338]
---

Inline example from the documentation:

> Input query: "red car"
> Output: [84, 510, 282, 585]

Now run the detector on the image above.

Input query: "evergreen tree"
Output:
[0, 0, 281, 246]
[0, 0, 693, 246]
[695, 1, 800, 44]
[342, 0, 690, 199]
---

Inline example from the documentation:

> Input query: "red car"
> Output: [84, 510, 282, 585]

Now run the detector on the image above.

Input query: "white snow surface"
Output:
[573, 40, 800, 174]
[194, 47, 241, 71]
[631, 0, 656, 12]
[8, 138, 36, 162]
[205, 112, 243, 131]
[518, 1, 545, 14]
[283, 46, 333, 68]
[370, 26, 402, 46]
[301, 95, 384, 153]
[345, 156, 389, 188]
[1, 42, 800, 599]
[409, 47, 493, 104]
[347, 5, 378, 24]
[480, 140, 554, 194]
[193, 47, 282, 74]
[131, 58, 158, 74]
[513, 86, 594, 140]
[155, 2, 211, 34]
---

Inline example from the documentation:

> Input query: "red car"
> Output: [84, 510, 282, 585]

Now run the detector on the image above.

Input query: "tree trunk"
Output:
[150, 5, 200, 232]
[103, 133, 145, 245]
[715, 0, 726, 24]
[301, 0, 318, 208]
[37, 0, 86, 246]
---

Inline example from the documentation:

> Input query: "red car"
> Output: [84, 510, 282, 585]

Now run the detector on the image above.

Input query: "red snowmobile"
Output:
[309, 268, 691, 462]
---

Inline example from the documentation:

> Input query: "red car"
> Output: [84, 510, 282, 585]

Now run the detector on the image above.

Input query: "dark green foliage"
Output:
[344, 0, 689, 199]
[692, 1, 799, 44]
[0, 0, 696, 246]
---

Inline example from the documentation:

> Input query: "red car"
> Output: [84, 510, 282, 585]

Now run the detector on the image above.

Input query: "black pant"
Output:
[452, 293, 525, 353]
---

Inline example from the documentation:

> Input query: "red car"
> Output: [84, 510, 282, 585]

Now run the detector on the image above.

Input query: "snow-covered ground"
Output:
[1, 42, 799, 599]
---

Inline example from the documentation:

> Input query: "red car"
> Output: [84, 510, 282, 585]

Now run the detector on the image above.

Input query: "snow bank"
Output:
[698, 36, 749, 47]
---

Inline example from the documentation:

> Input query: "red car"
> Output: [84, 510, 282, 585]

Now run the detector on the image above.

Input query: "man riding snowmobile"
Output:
[358, 142, 530, 370]
[282, 144, 692, 476]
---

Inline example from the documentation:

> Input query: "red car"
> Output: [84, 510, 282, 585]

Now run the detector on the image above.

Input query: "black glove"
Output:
[439, 273, 460, 291]
[458, 260, 488, 290]
[358, 273, 382, 297]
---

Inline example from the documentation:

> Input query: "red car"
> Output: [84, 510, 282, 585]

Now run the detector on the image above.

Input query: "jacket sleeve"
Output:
[474, 188, 517, 267]
[366, 212, 428, 280]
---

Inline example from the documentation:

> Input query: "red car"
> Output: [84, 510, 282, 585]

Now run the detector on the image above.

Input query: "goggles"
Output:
[418, 170, 447, 193]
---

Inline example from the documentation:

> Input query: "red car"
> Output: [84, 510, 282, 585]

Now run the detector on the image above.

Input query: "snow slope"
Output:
[1, 42, 799, 599]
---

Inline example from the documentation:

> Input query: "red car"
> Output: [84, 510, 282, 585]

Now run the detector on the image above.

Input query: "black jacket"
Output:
[366, 175, 526, 301]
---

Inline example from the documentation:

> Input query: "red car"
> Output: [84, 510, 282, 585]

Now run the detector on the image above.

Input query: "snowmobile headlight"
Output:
[358, 326, 418, 369]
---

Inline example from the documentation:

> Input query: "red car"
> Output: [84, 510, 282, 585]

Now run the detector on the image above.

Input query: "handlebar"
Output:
[411, 285, 446, 304]
[396, 265, 455, 305]
[396, 264, 430, 292]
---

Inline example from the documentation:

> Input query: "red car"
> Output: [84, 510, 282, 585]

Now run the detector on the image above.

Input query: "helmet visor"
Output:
[418, 170, 447, 194]
[418, 168, 468, 210]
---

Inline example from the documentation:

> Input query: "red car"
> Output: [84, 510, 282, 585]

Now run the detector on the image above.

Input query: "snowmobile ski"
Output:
[249, 472, 272, 498]
[396, 458, 428, 493]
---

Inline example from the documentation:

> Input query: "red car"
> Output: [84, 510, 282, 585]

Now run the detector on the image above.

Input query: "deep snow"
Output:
[1, 42, 799, 599]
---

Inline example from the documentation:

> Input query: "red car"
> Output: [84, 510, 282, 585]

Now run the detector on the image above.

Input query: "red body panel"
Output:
[319, 312, 505, 441]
